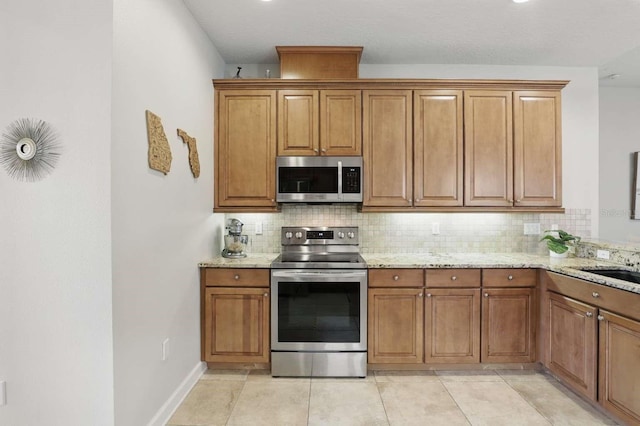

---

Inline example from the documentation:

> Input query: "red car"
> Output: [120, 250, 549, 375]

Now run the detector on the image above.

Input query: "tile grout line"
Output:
[436, 373, 475, 426]
[224, 372, 250, 426]
[306, 378, 312, 426]
[500, 376, 554, 426]
[373, 375, 392, 426]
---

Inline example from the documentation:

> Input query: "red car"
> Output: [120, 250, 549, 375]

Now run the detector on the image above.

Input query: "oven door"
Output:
[271, 269, 367, 352]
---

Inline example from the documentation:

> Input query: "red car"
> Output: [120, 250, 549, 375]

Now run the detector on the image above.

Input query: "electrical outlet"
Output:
[162, 338, 169, 361]
[0, 381, 6, 406]
[432, 223, 440, 235]
[597, 249, 610, 260]
[523, 223, 541, 235]
[255, 222, 263, 235]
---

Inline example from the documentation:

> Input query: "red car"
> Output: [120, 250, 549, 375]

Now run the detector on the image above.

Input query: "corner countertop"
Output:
[199, 252, 640, 294]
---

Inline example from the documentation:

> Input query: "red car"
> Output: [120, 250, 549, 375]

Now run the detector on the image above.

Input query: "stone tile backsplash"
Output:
[223, 205, 593, 255]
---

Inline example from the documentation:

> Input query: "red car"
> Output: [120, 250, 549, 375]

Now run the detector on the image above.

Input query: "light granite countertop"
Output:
[199, 252, 640, 294]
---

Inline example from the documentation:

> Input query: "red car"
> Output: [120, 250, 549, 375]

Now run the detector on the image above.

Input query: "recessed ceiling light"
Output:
[513, 0, 530, 3]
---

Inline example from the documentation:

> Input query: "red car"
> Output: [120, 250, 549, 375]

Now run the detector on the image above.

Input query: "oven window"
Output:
[278, 167, 338, 193]
[277, 282, 360, 342]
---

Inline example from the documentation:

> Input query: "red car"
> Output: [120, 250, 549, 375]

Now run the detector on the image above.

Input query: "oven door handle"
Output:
[271, 270, 367, 279]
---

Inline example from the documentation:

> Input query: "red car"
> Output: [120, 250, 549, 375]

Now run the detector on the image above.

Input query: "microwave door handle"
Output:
[337, 160, 343, 200]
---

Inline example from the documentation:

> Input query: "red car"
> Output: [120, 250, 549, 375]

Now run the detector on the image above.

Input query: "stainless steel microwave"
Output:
[276, 156, 363, 203]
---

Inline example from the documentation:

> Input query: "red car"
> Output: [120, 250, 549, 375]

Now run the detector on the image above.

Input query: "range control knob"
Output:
[337, 232, 345, 239]
[295, 231, 303, 239]
[347, 231, 355, 239]
[285, 232, 293, 239]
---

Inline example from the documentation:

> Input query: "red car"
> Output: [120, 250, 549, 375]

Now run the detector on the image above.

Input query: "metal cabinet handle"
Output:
[263, 292, 268, 297]
[592, 292, 600, 298]
[314, 149, 319, 153]
[597, 315, 605, 321]
[321, 148, 326, 153]
[234, 274, 240, 280]
[508, 199, 514, 203]
[418, 292, 423, 298]
[393, 275, 399, 281]
[451, 276, 457, 281]
[484, 293, 489, 297]
[508, 275, 513, 280]
[426, 293, 432, 298]
[586, 312, 593, 318]
[516, 199, 521, 203]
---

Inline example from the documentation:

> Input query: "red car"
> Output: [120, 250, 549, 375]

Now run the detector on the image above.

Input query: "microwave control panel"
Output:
[342, 167, 361, 194]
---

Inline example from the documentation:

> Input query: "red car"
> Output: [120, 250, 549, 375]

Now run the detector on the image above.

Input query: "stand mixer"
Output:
[222, 218, 249, 258]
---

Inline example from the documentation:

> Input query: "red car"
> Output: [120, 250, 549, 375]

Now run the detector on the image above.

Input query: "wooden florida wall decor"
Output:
[145, 110, 172, 174]
[177, 129, 200, 178]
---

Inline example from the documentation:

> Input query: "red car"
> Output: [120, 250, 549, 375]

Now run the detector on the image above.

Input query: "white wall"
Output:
[599, 87, 640, 243]
[111, 0, 225, 424]
[0, 1, 114, 425]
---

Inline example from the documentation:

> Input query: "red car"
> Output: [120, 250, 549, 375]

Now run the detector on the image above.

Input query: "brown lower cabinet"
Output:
[368, 268, 535, 365]
[481, 287, 536, 363]
[547, 292, 598, 401]
[543, 271, 640, 426]
[201, 268, 270, 363]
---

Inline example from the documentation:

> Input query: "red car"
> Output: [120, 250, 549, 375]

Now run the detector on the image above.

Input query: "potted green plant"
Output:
[540, 229, 581, 257]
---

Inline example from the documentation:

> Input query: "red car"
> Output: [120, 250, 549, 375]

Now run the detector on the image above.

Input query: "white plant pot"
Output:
[549, 250, 568, 258]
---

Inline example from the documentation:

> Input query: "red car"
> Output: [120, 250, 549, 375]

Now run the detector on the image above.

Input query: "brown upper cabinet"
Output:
[465, 90, 562, 208]
[215, 90, 277, 211]
[414, 90, 464, 207]
[362, 90, 413, 207]
[513, 91, 562, 207]
[213, 79, 567, 212]
[277, 89, 361, 156]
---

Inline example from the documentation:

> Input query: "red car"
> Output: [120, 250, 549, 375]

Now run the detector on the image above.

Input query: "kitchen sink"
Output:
[580, 269, 640, 285]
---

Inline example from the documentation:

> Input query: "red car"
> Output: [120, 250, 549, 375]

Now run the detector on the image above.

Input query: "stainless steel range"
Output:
[270, 226, 367, 377]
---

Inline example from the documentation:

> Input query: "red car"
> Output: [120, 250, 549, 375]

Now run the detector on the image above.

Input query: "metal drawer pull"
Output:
[264, 292, 268, 297]
[484, 293, 489, 297]
[508, 275, 513, 280]
[426, 293, 431, 298]
[597, 315, 604, 321]
[418, 292, 423, 297]
[451, 276, 457, 281]
[234, 274, 240, 280]
[586, 312, 593, 318]
[592, 292, 600, 298]
[393, 275, 399, 281]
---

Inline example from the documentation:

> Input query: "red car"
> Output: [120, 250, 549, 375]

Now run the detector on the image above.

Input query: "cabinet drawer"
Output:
[368, 269, 423, 287]
[426, 269, 481, 288]
[202, 268, 270, 287]
[483, 268, 537, 287]
[544, 271, 640, 321]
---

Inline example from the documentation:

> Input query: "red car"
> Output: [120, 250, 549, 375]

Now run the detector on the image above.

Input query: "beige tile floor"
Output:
[167, 369, 618, 426]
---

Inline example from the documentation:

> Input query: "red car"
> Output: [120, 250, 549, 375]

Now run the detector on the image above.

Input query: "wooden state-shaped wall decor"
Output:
[145, 110, 172, 174]
[177, 128, 200, 178]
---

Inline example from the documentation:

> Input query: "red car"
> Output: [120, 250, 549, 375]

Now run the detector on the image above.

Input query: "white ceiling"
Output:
[183, 0, 640, 87]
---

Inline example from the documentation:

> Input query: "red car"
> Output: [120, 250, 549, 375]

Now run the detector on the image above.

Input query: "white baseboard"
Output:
[147, 361, 207, 426]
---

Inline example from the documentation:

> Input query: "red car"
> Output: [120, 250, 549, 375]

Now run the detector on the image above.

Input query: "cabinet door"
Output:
[547, 292, 598, 401]
[363, 90, 413, 207]
[513, 91, 562, 207]
[320, 90, 362, 156]
[464, 91, 513, 207]
[414, 90, 463, 206]
[368, 288, 424, 363]
[481, 287, 535, 363]
[424, 288, 480, 363]
[203, 287, 270, 363]
[277, 90, 319, 155]
[216, 90, 277, 208]
[599, 310, 640, 425]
